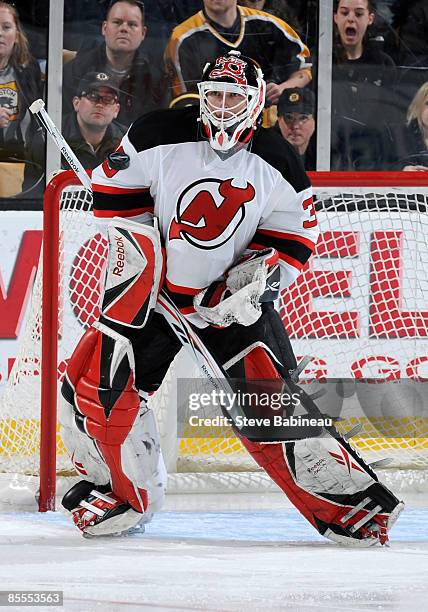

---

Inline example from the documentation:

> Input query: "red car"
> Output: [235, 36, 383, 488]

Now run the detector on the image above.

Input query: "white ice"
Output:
[1, 490, 428, 612]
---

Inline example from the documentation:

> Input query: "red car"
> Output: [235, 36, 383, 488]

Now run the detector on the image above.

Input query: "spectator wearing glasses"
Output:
[164, 0, 311, 105]
[276, 87, 316, 170]
[62, 0, 162, 128]
[62, 71, 126, 170]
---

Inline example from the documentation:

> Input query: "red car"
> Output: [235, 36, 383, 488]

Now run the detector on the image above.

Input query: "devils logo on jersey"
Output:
[169, 178, 255, 249]
[209, 56, 248, 85]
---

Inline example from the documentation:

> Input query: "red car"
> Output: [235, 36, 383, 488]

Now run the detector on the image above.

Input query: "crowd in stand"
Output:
[1, 0, 428, 198]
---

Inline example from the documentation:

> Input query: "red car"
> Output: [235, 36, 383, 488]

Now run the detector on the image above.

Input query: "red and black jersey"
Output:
[92, 106, 318, 325]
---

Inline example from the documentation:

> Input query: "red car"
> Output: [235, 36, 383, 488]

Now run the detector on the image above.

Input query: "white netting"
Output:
[282, 187, 428, 469]
[0, 177, 427, 488]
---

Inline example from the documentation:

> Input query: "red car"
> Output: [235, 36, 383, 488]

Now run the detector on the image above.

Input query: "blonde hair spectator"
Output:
[407, 81, 428, 136]
[387, 81, 428, 171]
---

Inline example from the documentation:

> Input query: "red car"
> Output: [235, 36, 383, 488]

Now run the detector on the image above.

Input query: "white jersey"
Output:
[92, 106, 319, 318]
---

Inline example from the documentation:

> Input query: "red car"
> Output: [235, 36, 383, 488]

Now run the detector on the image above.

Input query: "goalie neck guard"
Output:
[197, 51, 266, 153]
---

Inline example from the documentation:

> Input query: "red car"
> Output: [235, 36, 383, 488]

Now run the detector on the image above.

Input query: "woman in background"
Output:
[391, 82, 428, 171]
[331, 0, 397, 170]
[0, 1, 44, 194]
[333, 0, 395, 77]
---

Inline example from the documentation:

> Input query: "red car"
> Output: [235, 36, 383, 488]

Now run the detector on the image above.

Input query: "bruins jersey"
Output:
[165, 6, 311, 97]
[92, 106, 318, 324]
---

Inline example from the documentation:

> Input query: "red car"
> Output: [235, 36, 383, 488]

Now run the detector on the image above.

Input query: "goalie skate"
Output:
[62, 480, 147, 537]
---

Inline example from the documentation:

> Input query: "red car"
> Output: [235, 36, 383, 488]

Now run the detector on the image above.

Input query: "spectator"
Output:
[63, 72, 126, 170]
[333, 0, 396, 105]
[62, 0, 162, 128]
[276, 87, 316, 170]
[164, 0, 311, 105]
[238, 1, 302, 34]
[331, 0, 397, 169]
[388, 81, 428, 171]
[0, 1, 44, 195]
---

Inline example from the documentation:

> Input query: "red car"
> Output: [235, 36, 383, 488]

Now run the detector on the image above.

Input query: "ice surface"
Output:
[0, 492, 427, 612]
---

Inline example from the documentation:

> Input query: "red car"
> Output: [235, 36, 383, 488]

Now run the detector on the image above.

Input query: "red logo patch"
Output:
[169, 178, 255, 249]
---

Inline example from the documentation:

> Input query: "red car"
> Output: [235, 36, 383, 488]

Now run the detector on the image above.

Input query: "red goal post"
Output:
[1, 170, 427, 512]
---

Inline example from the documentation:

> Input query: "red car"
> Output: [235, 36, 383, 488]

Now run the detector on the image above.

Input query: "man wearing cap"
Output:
[276, 87, 316, 170]
[62, 71, 127, 170]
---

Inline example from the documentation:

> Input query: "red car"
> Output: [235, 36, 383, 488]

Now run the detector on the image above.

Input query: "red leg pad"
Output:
[238, 347, 403, 545]
[62, 325, 148, 512]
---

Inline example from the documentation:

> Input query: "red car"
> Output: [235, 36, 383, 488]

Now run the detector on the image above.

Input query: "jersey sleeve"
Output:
[248, 175, 318, 289]
[91, 132, 155, 221]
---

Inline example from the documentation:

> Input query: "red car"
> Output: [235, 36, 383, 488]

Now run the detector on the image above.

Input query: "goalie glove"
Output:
[194, 248, 280, 327]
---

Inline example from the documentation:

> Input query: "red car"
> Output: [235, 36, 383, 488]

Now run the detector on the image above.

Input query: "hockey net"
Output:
[0, 170, 427, 508]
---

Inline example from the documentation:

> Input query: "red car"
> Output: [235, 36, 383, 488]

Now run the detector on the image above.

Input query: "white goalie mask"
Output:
[197, 51, 266, 152]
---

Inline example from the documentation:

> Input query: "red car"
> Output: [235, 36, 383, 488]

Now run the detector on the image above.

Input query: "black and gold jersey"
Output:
[164, 6, 311, 98]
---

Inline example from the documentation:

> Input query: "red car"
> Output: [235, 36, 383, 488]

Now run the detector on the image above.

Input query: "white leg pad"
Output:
[120, 402, 167, 513]
[59, 394, 111, 485]
[60, 394, 166, 514]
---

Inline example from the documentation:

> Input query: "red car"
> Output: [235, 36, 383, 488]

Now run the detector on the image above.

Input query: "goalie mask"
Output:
[197, 51, 266, 152]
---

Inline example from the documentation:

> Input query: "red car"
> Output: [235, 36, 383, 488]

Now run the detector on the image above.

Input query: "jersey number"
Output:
[303, 196, 317, 229]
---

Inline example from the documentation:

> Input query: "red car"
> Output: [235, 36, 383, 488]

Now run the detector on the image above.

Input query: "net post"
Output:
[38, 171, 75, 511]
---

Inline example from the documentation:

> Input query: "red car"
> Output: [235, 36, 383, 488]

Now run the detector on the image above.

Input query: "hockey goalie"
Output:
[60, 51, 404, 544]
